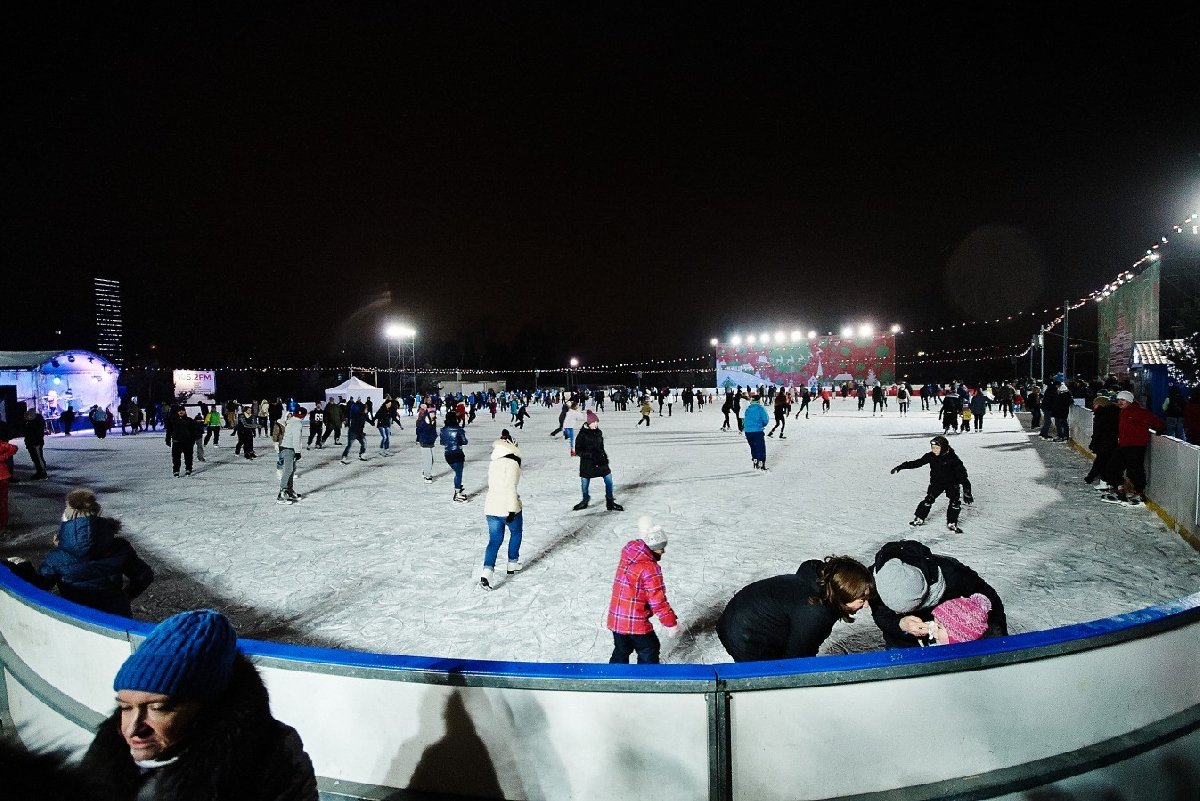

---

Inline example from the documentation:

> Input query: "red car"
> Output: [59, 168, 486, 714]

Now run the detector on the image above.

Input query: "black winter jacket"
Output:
[1047, 387, 1074, 417]
[869, 540, 1007, 648]
[574, 427, 611, 479]
[1089, 404, 1119, 453]
[716, 560, 838, 661]
[165, 414, 197, 445]
[82, 655, 318, 801]
[894, 450, 972, 497]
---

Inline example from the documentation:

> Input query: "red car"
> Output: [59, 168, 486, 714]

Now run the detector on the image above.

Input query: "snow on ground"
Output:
[4, 399, 1199, 665]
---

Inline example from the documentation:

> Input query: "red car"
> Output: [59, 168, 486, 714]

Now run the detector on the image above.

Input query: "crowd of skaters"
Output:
[0, 369, 1188, 794]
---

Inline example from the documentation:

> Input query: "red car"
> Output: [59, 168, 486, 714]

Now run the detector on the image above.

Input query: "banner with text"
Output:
[715, 335, 896, 390]
[173, 369, 216, 398]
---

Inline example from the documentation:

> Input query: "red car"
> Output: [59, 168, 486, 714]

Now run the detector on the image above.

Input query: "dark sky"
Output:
[6, 5, 1198, 372]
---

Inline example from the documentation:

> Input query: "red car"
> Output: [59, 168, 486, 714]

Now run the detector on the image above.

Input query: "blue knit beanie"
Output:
[113, 610, 238, 701]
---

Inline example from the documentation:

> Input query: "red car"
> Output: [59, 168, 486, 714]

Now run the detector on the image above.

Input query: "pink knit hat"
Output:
[932, 593, 992, 644]
[586, 410, 599, 425]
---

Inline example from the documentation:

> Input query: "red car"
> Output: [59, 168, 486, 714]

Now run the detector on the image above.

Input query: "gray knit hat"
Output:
[874, 559, 930, 614]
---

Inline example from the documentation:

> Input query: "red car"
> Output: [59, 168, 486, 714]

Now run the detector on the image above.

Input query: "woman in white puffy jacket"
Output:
[561, 402, 587, 456]
[479, 430, 524, 588]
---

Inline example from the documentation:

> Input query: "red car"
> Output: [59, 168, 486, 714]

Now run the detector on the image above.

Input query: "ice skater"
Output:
[637, 396, 653, 427]
[743, 392, 770, 471]
[767, 391, 789, 438]
[572, 411, 623, 511]
[480, 429, 523, 588]
[439, 410, 469, 502]
[794, 386, 811, 419]
[415, 408, 438, 482]
[890, 435, 973, 532]
[606, 516, 678, 663]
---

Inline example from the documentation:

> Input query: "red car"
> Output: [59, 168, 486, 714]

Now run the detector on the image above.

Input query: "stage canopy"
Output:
[0, 349, 121, 421]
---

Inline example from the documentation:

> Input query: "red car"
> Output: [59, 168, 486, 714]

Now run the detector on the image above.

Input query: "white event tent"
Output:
[323, 375, 384, 408]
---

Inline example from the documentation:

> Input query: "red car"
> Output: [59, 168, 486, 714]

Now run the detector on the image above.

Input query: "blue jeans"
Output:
[1166, 417, 1185, 440]
[483, 512, 523, 569]
[449, 459, 464, 489]
[580, 473, 614, 500]
[745, 431, 766, 461]
[378, 425, 390, 450]
[564, 428, 575, 449]
[1054, 416, 1069, 438]
[1040, 413, 1052, 437]
[610, 631, 660, 664]
[342, 431, 366, 458]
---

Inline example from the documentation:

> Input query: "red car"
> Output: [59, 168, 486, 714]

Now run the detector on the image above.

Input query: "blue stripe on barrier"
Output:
[2, 560, 1197, 684]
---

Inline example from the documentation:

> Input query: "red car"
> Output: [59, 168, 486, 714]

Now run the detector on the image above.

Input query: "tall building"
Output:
[93, 277, 125, 366]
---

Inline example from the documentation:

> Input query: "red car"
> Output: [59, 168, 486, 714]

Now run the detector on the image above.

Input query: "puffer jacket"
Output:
[35, 516, 154, 617]
[439, 425, 467, 459]
[415, 413, 438, 447]
[483, 438, 522, 517]
[82, 654, 318, 801]
[606, 539, 677, 634]
[562, 408, 586, 431]
[574, 426, 611, 479]
[1117, 403, 1164, 447]
[0, 441, 18, 481]
[280, 414, 304, 450]
[716, 560, 836, 660]
[742, 401, 770, 432]
[894, 448, 972, 497]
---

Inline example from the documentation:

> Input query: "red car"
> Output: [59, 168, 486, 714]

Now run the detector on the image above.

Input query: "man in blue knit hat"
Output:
[82, 609, 317, 800]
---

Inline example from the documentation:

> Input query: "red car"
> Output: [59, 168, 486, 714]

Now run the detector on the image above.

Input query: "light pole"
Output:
[385, 324, 416, 399]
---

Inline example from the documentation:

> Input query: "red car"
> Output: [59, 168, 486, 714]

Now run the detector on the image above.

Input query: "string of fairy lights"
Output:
[123, 212, 1195, 374]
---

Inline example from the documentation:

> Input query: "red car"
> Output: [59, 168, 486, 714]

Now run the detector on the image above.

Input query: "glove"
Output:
[890, 466, 901, 474]
[963, 494, 974, 504]
[662, 624, 681, 639]
[294, 452, 301, 462]
[505, 511, 517, 523]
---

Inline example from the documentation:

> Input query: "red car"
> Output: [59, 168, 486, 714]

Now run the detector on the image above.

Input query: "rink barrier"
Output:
[1067, 404, 1200, 547]
[2, 567, 1199, 801]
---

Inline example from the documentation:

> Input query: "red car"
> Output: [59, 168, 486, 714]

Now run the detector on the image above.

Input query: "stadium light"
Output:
[730, 335, 742, 346]
[890, 324, 901, 334]
[747, 335, 757, 345]
[858, 324, 873, 338]
[808, 330, 817, 339]
[760, 332, 770, 343]
[774, 331, 785, 344]
[790, 330, 802, 341]
[710, 338, 719, 346]
[841, 326, 854, 338]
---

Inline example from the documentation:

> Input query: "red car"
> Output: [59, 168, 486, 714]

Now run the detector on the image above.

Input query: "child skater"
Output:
[890, 435, 973, 532]
[637, 396, 653, 427]
[920, 593, 993, 646]
[959, 406, 972, 433]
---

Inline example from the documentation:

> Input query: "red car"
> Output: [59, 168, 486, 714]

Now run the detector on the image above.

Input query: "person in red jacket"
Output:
[606, 516, 679, 664]
[0, 437, 18, 530]
[1101, 390, 1164, 505]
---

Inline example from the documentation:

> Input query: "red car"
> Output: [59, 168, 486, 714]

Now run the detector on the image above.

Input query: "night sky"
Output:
[6, 6, 1198, 376]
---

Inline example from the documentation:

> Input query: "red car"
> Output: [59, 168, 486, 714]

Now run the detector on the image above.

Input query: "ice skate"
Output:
[340, 457, 350, 465]
[276, 493, 294, 505]
[606, 497, 624, 511]
[479, 567, 494, 589]
[359, 454, 369, 461]
[909, 517, 926, 526]
[779, 435, 786, 439]
[572, 497, 590, 511]
[453, 488, 467, 503]
[286, 490, 303, 501]
[507, 560, 522, 575]
[423, 474, 434, 483]
[173, 471, 180, 477]
[946, 522, 961, 533]
[1100, 492, 1128, 506]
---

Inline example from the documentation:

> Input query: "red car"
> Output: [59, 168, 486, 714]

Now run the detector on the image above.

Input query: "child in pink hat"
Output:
[927, 593, 993, 645]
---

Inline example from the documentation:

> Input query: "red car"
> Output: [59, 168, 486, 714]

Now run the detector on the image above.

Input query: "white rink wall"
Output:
[2, 570, 1198, 801]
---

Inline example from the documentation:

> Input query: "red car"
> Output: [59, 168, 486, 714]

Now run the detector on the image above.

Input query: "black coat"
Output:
[894, 449, 972, 497]
[574, 427, 611, 479]
[1047, 387, 1075, 417]
[165, 413, 197, 444]
[82, 655, 318, 801]
[1089, 404, 1119, 453]
[869, 540, 1007, 649]
[716, 560, 838, 661]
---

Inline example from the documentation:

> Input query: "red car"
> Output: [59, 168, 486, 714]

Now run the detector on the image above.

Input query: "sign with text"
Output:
[173, 370, 216, 397]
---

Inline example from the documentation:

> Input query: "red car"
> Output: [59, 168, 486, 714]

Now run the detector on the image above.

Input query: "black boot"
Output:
[572, 497, 589, 511]
[606, 497, 624, 511]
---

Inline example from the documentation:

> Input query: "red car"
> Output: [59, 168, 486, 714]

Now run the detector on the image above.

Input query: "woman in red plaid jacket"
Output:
[606, 516, 679, 664]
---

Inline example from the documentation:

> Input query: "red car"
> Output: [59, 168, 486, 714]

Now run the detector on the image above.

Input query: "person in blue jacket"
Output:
[4, 488, 153, 617]
[742, 392, 772, 471]
[439, 410, 469, 501]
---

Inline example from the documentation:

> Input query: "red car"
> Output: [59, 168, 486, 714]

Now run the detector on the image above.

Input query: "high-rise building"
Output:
[93, 277, 125, 366]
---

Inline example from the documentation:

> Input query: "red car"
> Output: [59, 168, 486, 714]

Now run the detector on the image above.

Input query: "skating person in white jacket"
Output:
[480, 429, 524, 589]
[277, 408, 306, 504]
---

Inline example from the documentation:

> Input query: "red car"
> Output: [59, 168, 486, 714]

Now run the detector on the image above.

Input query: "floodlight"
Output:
[790, 330, 802, 341]
[730, 335, 742, 346]
[569, 358, 579, 367]
[841, 326, 854, 338]
[746, 335, 756, 345]
[760, 332, 770, 343]
[808, 330, 817, 339]
[774, 332, 785, 343]
[890, 324, 901, 334]
[858, 324, 873, 337]
[710, 338, 719, 346]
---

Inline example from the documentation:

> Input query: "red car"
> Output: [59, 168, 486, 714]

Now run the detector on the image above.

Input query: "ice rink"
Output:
[4, 397, 1198, 664]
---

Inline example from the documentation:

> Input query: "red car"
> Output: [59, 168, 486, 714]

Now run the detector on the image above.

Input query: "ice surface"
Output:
[4, 400, 1198, 664]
